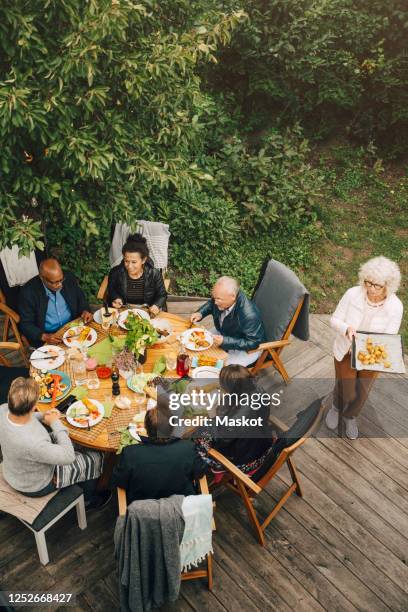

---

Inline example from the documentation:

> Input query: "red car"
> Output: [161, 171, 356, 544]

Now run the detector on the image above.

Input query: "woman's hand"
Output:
[190, 312, 202, 324]
[149, 304, 160, 316]
[112, 298, 123, 309]
[346, 326, 357, 341]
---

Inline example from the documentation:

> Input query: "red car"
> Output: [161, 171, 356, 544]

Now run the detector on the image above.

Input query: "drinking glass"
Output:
[134, 360, 144, 376]
[72, 359, 87, 386]
[87, 370, 100, 390]
[165, 352, 177, 372]
[176, 353, 190, 377]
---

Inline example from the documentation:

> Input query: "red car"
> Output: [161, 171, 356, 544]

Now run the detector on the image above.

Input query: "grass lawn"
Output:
[303, 141, 408, 346]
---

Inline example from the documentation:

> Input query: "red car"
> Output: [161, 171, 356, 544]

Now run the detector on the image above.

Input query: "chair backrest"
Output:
[252, 258, 309, 342]
[109, 221, 170, 271]
[253, 398, 324, 488]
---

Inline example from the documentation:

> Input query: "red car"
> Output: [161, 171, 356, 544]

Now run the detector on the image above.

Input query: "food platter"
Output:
[63, 326, 97, 348]
[180, 328, 213, 352]
[33, 369, 72, 403]
[191, 365, 220, 379]
[30, 345, 65, 371]
[93, 307, 117, 324]
[352, 332, 405, 373]
[118, 308, 150, 330]
[150, 318, 173, 343]
[66, 399, 104, 428]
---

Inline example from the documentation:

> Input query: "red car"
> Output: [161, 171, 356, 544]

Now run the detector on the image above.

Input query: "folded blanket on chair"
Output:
[180, 494, 213, 572]
[0, 464, 58, 524]
[0, 246, 38, 287]
[114, 495, 185, 612]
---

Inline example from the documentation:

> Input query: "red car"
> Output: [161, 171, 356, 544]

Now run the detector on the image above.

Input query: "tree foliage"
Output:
[0, 0, 245, 253]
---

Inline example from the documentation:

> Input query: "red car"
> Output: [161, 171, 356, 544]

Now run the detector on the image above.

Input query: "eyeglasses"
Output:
[364, 280, 384, 291]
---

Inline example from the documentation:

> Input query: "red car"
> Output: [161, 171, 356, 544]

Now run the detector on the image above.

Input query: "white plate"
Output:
[181, 328, 213, 352]
[30, 345, 65, 371]
[118, 308, 150, 329]
[63, 326, 97, 348]
[93, 307, 116, 324]
[66, 399, 104, 428]
[128, 424, 145, 441]
[192, 366, 220, 379]
[151, 318, 173, 343]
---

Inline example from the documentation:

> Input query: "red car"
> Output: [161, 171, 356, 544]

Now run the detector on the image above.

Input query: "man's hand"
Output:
[41, 332, 60, 345]
[212, 334, 224, 347]
[149, 304, 160, 316]
[81, 310, 93, 324]
[112, 298, 123, 309]
[43, 409, 61, 426]
[190, 312, 203, 324]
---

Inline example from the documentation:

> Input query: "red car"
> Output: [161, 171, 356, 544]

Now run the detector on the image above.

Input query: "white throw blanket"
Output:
[109, 221, 170, 270]
[0, 246, 38, 287]
[180, 494, 213, 572]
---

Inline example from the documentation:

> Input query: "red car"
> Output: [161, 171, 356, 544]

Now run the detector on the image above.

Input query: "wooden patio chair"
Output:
[207, 399, 324, 546]
[117, 475, 214, 589]
[249, 258, 310, 383]
[0, 302, 29, 367]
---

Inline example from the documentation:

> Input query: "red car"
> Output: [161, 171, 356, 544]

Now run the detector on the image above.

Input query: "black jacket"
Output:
[111, 438, 208, 504]
[198, 289, 266, 351]
[107, 261, 167, 309]
[18, 272, 90, 346]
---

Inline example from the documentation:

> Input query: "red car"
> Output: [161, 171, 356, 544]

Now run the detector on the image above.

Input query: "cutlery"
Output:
[30, 354, 59, 361]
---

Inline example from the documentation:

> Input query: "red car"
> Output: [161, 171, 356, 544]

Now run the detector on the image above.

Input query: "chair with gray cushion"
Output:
[249, 258, 310, 382]
[19, 485, 87, 565]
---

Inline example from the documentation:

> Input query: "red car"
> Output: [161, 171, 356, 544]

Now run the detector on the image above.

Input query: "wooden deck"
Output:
[1, 303, 408, 612]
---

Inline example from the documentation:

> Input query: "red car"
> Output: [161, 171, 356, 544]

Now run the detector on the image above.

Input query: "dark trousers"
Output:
[334, 354, 378, 418]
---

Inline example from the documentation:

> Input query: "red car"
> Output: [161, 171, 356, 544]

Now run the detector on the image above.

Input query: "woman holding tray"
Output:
[326, 256, 403, 439]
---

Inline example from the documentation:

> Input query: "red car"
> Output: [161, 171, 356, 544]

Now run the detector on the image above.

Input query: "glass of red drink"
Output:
[176, 353, 190, 377]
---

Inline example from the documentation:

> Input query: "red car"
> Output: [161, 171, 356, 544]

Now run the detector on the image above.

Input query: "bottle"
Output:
[176, 341, 190, 377]
[111, 365, 121, 396]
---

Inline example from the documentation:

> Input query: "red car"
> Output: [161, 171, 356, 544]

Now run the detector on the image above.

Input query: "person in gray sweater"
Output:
[0, 377, 110, 508]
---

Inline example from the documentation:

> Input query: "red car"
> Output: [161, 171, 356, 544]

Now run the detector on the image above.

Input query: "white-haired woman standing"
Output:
[326, 256, 403, 439]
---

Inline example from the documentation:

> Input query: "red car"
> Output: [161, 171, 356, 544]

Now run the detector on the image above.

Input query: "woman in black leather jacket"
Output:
[107, 234, 167, 315]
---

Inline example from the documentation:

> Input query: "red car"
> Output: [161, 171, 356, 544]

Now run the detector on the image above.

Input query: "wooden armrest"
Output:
[249, 339, 291, 353]
[198, 475, 209, 494]
[0, 341, 21, 350]
[97, 276, 109, 301]
[269, 414, 289, 432]
[117, 487, 127, 516]
[0, 302, 20, 322]
[208, 449, 262, 495]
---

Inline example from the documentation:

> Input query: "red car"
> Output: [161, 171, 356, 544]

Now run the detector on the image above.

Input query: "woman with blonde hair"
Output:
[326, 256, 403, 439]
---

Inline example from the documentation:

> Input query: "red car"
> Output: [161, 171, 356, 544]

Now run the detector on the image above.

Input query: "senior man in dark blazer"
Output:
[18, 258, 92, 347]
[190, 276, 265, 366]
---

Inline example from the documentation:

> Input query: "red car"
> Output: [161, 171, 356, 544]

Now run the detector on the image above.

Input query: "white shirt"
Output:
[330, 286, 403, 361]
[219, 303, 235, 328]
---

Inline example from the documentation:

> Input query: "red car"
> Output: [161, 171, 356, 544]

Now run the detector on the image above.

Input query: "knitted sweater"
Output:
[0, 404, 75, 493]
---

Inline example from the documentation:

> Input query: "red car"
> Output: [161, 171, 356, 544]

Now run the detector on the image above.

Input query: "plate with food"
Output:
[118, 308, 150, 330]
[33, 369, 72, 403]
[150, 318, 173, 343]
[63, 326, 97, 348]
[181, 328, 213, 352]
[30, 345, 65, 371]
[352, 332, 406, 374]
[93, 307, 117, 325]
[127, 372, 156, 393]
[66, 398, 104, 428]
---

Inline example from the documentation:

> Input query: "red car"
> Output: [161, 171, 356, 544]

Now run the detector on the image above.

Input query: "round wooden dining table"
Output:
[34, 311, 227, 453]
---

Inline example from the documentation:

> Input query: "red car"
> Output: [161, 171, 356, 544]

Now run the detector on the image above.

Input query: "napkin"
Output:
[87, 338, 113, 365]
[71, 386, 88, 400]
[103, 400, 114, 418]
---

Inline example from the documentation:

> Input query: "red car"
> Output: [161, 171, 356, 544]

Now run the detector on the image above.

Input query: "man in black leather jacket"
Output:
[190, 276, 265, 366]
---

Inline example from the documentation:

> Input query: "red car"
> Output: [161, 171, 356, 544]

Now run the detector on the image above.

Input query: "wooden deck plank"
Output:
[1, 309, 408, 611]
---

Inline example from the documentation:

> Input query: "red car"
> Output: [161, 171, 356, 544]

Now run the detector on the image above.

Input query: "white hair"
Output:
[358, 256, 401, 296]
[214, 276, 240, 296]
